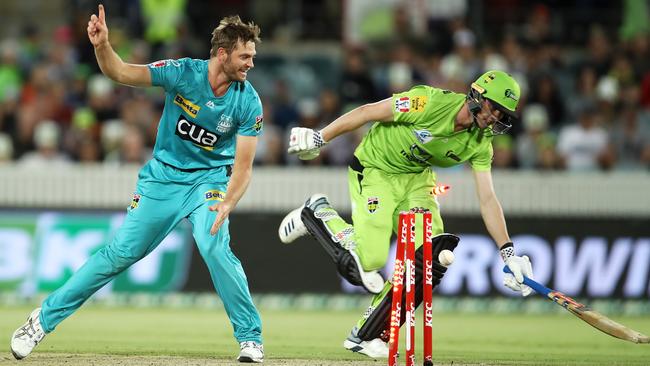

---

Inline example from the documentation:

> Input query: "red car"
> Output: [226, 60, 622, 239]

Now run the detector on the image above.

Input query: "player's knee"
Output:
[100, 243, 144, 271]
[357, 248, 388, 272]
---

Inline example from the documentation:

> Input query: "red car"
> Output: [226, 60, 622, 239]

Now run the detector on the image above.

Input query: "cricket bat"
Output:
[504, 266, 650, 344]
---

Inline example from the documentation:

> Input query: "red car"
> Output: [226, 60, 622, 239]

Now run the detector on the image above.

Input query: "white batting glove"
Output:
[287, 127, 327, 160]
[501, 243, 533, 297]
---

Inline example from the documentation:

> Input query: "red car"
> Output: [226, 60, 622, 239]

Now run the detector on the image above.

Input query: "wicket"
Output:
[388, 211, 435, 366]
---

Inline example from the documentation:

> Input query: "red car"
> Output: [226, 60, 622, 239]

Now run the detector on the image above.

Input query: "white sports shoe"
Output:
[343, 326, 388, 359]
[278, 206, 308, 244]
[238, 341, 264, 363]
[278, 193, 329, 244]
[11, 308, 46, 360]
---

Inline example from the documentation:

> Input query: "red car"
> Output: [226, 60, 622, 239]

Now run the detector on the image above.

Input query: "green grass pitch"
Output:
[1, 305, 649, 365]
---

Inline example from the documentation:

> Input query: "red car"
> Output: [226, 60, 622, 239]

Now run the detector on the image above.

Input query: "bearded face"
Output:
[222, 40, 256, 82]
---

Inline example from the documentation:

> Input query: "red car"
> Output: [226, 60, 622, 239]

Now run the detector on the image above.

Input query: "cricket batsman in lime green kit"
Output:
[279, 70, 535, 358]
[12, 5, 265, 363]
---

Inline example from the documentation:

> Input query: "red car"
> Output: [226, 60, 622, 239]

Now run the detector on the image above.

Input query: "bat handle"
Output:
[503, 265, 551, 296]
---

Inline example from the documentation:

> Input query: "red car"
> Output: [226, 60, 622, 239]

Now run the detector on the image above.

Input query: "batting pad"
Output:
[357, 233, 459, 341]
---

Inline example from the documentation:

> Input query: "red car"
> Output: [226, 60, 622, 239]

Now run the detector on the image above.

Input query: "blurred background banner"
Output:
[0, 211, 192, 295]
[0, 0, 649, 304]
[1, 210, 647, 299]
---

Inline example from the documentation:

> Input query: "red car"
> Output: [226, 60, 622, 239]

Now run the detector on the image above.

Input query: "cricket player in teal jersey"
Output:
[279, 70, 535, 358]
[12, 5, 265, 363]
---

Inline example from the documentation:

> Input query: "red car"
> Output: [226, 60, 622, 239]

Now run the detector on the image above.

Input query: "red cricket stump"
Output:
[388, 213, 408, 366]
[405, 213, 416, 366]
[423, 212, 433, 366]
[391, 212, 435, 366]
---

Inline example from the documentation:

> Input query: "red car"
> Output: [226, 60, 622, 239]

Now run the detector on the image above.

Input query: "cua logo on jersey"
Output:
[253, 115, 263, 133]
[174, 94, 200, 118]
[216, 114, 234, 134]
[395, 97, 410, 112]
[175, 115, 219, 151]
[205, 190, 226, 201]
[367, 197, 379, 213]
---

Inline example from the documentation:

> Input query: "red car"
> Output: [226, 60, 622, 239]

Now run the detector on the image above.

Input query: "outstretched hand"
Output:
[87, 4, 109, 47]
[209, 201, 234, 235]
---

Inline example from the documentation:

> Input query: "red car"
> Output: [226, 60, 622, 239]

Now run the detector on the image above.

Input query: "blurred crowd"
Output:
[0, 0, 649, 171]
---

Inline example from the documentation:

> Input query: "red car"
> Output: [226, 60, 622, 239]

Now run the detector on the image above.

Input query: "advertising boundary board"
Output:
[0, 211, 648, 299]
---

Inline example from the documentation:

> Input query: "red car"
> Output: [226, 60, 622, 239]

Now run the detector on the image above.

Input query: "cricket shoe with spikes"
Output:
[343, 326, 388, 358]
[11, 308, 46, 360]
[237, 341, 264, 363]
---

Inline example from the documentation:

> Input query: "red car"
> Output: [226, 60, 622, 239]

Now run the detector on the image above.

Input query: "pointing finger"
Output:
[99, 4, 105, 22]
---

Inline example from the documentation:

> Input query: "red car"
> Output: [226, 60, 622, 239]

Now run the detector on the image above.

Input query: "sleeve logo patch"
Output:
[150, 60, 168, 68]
[129, 193, 141, 210]
[411, 96, 428, 112]
[395, 97, 411, 113]
[174, 94, 201, 118]
[205, 190, 226, 201]
[253, 115, 264, 133]
[150, 59, 181, 68]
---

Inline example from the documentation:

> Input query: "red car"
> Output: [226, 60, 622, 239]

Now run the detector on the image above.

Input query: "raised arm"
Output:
[87, 4, 151, 87]
[287, 97, 393, 159]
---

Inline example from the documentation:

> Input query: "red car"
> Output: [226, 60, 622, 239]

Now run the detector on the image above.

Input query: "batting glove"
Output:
[287, 127, 327, 160]
[501, 242, 533, 297]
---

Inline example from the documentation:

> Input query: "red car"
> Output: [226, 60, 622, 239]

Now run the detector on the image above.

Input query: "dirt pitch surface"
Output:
[0, 353, 483, 366]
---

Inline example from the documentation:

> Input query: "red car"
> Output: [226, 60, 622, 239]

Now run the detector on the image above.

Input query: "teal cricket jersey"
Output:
[147, 58, 264, 170]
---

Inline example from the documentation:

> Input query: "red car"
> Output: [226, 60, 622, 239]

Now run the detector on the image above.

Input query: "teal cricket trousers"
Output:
[40, 158, 263, 343]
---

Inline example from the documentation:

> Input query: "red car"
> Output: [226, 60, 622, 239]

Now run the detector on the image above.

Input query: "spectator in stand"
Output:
[340, 47, 377, 108]
[271, 79, 299, 132]
[286, 98, 324, 166]
[516, 104, 558, 170]
[319, 89, 353, 166]
[0, 39, 23, 105]
[557, 102, 613, 171]
[527, 73, 566, 131]
[582, 25, 613, 78]
[0, 133, 14, 163]
[104, 124, 151, 165]
[254, 100, 283, 166]
[18, 120, 70, 167]
[100, 119, 124, 161]
[567, 66, 599, 120]
[87, 74, 119, 122]
[609, 105, 650, 170]
[440, 27, 481, 86]
[492, 134, 517, 169]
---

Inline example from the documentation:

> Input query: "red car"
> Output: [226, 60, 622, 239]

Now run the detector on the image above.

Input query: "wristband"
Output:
[500, 242, 514, 262]
[314, 130, 327, 148]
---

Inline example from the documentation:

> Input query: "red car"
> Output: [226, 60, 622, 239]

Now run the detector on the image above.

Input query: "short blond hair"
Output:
[210, 15, 261, 57]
